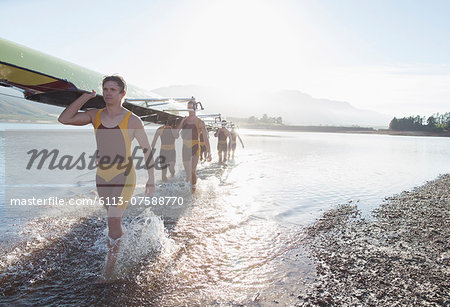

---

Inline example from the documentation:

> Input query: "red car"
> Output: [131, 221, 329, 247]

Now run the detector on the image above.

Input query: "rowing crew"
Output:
[58, 75, 243, 281]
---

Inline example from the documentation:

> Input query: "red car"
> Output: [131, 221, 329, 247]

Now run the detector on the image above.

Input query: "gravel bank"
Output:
[299, 174, 450, 306]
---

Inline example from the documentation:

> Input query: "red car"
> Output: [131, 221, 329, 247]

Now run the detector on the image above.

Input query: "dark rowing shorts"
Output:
[96, 164, 136, 210]
[217, 142, 228, 152]
[200, 144, 207, 154]
[182, 144, 199, 162]
[160, 149, 176, 164]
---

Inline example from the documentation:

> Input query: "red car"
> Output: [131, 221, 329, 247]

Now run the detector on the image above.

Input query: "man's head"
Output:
[103, 75, 126, 92]
[166, 119, 176, 127]
[187, 100, 196, 115]
[221, 120, 227, 127]
[102, 75, 127, 105]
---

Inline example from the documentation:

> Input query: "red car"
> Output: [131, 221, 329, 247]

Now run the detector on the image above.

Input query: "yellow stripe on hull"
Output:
[0, 63, 58, 86]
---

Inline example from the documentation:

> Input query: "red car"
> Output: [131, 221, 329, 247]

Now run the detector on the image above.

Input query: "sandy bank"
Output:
[299, 174, 450, 306]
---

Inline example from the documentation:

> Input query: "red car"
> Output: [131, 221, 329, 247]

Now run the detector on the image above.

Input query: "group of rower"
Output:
[57, 75, 244, 281]
[213, 120, 244, 162]
[151, 115, 244, 182]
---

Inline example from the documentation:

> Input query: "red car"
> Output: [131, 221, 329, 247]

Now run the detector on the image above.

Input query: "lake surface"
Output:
[1, 123, 449, 305]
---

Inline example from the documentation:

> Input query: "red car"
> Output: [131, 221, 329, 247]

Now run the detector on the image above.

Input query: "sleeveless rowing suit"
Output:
[230, 130, 237, 150]
[94, 108, 136, 210]
[181, 118, 201, 162]
[159, 126, 176, 163]
[217, 129, 228, 152]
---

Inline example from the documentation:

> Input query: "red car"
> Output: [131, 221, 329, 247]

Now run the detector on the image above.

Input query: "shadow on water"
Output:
[197, 160, 240, 186]
[0, 216, 161, 306]
[0, 162, 237, 306]
[0, 152, 320, 306]
[0, 188, 197, 306]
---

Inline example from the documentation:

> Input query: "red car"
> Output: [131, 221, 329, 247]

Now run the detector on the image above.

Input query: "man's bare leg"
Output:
[183, 160, 192, 183]
[169, 163, 175, 177]
[162, 165, 168, 182]
[191, 155, 199, 192]
[105, 207, 124, 280]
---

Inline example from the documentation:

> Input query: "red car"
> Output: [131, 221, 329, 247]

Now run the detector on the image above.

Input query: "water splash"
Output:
[93, 209, 177, 280]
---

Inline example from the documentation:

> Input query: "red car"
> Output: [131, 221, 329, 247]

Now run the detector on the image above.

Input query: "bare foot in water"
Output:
[104, 236, 121, 281]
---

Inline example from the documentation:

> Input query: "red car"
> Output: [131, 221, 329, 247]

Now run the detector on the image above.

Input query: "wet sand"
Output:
[299, 174, 450, 306]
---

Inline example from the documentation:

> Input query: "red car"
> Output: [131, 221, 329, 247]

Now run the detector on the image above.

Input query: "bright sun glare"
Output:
[163, 0, 314, 91]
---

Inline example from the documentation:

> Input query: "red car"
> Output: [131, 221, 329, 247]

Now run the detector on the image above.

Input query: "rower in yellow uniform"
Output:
[58, 75, 155, 281]
[214, 120, 231, 163]
[93, 107, 136, 210]
[228, 124, 244, 160]
[175, 100, 211, 191]
[151, 120, 177, 181]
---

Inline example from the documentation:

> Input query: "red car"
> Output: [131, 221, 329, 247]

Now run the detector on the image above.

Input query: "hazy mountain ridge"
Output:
[152, 85, 391, 127]
[0, 85, 391, 127]
[0, 88, 61, 121]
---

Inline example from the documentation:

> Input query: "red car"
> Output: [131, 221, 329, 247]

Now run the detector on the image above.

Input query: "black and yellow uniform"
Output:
[159, 126, 176, 164]
[94, 108, 136, 210]
[230, 130, 238, 150]
[181, 118, 201, 162]
[217, 129, 228, 152]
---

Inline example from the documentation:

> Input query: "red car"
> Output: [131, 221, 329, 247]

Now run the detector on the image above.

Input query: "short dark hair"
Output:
[165, 119, 175, 126]
[187, 100, 195, 111]
[102, 75, 127, 93]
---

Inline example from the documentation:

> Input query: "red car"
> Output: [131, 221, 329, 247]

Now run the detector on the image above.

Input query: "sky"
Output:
[1, 0, 450, 117]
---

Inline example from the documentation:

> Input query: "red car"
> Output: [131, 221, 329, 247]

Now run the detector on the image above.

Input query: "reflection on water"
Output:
[237, 130, 450, 223]
[150, 171, 314, 305]
[1, 126, 450, 305]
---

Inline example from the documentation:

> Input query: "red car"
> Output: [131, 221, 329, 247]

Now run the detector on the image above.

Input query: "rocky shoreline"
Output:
[299, 174, 450, 306]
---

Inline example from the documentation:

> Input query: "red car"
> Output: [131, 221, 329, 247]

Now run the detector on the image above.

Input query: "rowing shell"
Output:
[0, 37, 189, 125]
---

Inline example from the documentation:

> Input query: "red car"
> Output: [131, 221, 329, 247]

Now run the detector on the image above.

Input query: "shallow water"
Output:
[1, 124, 450, 305]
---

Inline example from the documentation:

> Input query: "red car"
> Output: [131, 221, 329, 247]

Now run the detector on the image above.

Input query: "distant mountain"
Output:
[0, 87, 61, 122]
[0, 85, 392, 127]
[152, 85, 392, 127]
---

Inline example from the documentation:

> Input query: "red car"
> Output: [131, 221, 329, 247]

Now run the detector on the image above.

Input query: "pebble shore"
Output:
[299, 174, 450, 306]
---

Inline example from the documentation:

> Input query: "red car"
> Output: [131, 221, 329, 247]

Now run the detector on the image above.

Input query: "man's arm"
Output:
[58, 91, 96, 125]
[151, 127, 161, 149]
[200, 121, 212, 161]
[130, 116, 155, 196]
[174, 118, 186, 139]
[225, 129, 232, 155]
[238, 135, 245, 148]
[214, 128, 219, 137]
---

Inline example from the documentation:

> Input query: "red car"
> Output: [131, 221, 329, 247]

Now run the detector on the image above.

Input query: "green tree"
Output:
[389, 117, 399, 130]
[261, 114, 269, 123]
[427, 115, 436, 127]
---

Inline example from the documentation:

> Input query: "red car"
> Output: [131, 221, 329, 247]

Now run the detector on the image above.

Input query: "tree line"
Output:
[248, 114, 283, 125]
[389, 112, 450, 132]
